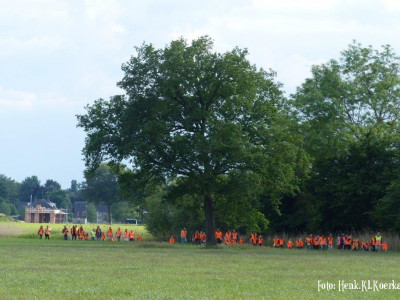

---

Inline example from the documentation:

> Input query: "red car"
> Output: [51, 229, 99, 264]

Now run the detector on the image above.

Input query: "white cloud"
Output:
[0, 86, 85, 112]
[250, 0, 337, 10]
[380, 0, 400, 10]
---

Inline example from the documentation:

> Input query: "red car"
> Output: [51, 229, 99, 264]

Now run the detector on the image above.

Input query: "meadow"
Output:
[1, 230, 400, 299]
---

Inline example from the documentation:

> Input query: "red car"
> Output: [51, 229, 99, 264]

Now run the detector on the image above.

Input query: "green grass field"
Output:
[1, 234, 400, 299]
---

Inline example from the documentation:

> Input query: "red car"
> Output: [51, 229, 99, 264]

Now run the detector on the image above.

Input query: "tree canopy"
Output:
[77, 36, 308, 245]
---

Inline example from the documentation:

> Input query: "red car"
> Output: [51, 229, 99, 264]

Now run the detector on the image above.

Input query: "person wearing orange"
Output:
[287, 239, 293, 249]
[169, 236, 175, 244]
[327, 234, 333, 250]
[84, 233, 89, 240]
[45, 226, 50, 239]
[371, 236, 376, 251]
[273, 237, 279, 248]
[352, 239, 360, 251]
[101, 232, 106, 241]
[38, 226, 44, 239]
[181, 228, 187, 244]
[319, 235, 326, 250]
[257, 235, 263, 246]
[116, 227, 121, 242]
[224, 231, 232, 244]
[381, 241, 388, 251]
[200, 231, 206, 244]
[76, 226, 84, 240]
[78, 226, 84, 240]
[123, 229, 129, 242]
[129, 230, 135, 241]
[106, 227, 113, 240]
[62, 225, 69, 240]
[313, 235, 320, 250]
[215, 229, 223, 244]
[343, 236, 351, 250]
[137, 234, 142, 242]
[295, 238, 304, 248]
[239, 235, 245, 244]
[194, 231, 201, 245]
[71, 225, 77, 240]
[232, 230, 238, 244]
[306, 235, 312, 250]
[251, 233, 258, 246]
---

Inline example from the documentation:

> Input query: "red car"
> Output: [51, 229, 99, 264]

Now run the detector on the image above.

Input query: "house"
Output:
[25, 199, 68, 223]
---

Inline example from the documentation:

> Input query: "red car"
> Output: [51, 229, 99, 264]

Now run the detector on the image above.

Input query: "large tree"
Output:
[77, 36, 308, 245]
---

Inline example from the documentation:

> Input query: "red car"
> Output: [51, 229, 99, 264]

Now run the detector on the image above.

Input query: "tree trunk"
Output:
[204, 193, 216, 246]
[107, 204, 112, 225]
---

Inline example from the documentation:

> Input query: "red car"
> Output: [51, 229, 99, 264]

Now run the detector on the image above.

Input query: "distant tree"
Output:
[86, 202, 97, 223]
[68, 180, 85, 205]
[0, 201, 11, 216]
[81, 164, 122, 224]
[0, 175, 20, 205]
[43, 179, 61, 198]
[19, 176, 41, 202]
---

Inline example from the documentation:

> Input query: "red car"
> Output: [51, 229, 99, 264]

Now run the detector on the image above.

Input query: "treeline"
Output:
[0, 174, 137, 223]
[0, 175, 74, 217]
[136, 41, 400, 238]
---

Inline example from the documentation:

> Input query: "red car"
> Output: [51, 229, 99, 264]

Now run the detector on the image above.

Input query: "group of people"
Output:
[272, 232, 388, 251]
[169, 228, 262, 246]
[38, 225, 142, 242]
[38, 225, 388, 251]
[37, 225, 51, 239]
[171, 228, 389, 251]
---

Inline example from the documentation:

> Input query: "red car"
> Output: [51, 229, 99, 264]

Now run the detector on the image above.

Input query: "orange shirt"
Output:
[116, 229, 121, 237]
[169, 237, 175, 244]
[181, 230, 187, 238]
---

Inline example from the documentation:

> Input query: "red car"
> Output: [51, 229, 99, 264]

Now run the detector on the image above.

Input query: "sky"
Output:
[1, 0, 400, 189]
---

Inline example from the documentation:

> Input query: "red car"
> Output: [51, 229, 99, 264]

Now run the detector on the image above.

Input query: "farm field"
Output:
[0, 236, 400, 299]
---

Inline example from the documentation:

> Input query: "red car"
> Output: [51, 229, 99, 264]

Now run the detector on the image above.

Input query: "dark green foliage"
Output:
[77, 36, 308, 244]
[286, 41, 400, 233]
